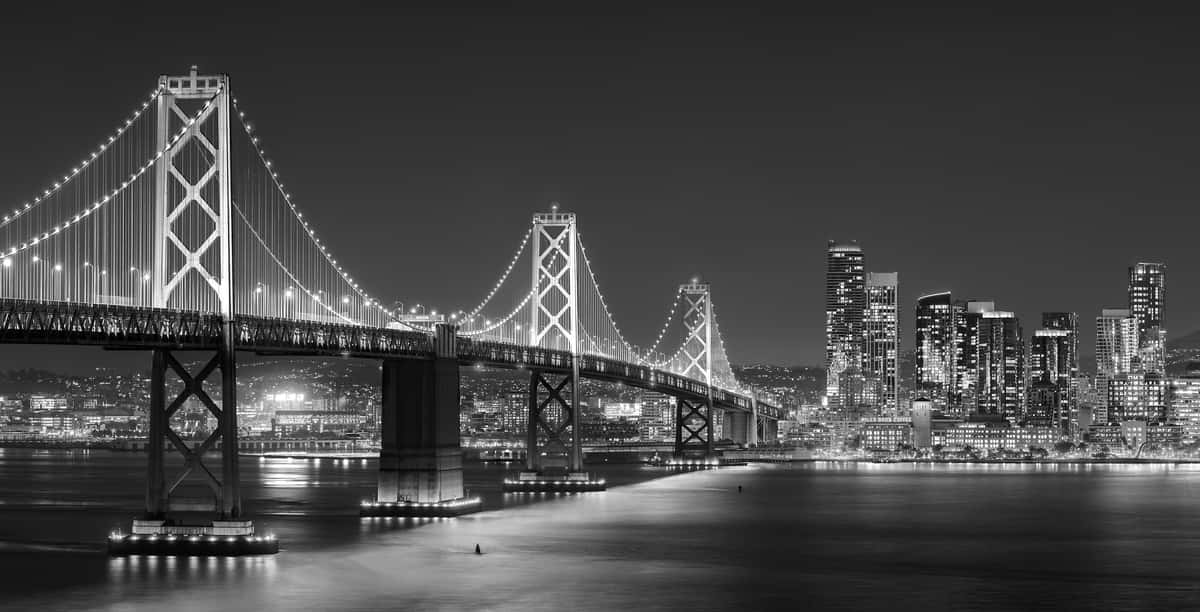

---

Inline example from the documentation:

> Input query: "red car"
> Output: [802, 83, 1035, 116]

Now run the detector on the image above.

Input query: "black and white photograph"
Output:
[0, 4, 1197, 610]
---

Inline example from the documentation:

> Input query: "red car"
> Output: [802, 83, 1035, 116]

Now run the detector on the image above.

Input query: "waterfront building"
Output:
[1107, 373, 1166, 424]
[825, 241, 865, 407]
[863, 272, 899, 415]
[1128, 262, 1166, 373]
[937, 420, 1058, 452]
[975, 311, 1024, 421]
[860, 418, 911, 451]
[911, 399, 933, 449]
[915, 292, 955, 410]
[1169, 363, 1200, 445]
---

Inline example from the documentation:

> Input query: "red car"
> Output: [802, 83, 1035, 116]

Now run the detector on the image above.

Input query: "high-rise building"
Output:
[1029, 329, 1072, 432]
[975, 311, 1024, 420]
[1096, 309, 1139, 378]
[864, 272, 899, 414]
[825, 241, 864, 406]
[915, 292, 955, 409]
[1128, 262, 1166, 374]
[952, 300, 995, 415]
[1041, 312, 1079, 379]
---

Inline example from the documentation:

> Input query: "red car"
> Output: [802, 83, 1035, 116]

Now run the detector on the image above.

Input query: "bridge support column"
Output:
[109, 346, 277, 556]
[759, 418, 779, 444]
[503, 368, 606, 493]
[673, 396, 716, 465]
[365, 324, 481, 517]
[725, 411, 752, 446]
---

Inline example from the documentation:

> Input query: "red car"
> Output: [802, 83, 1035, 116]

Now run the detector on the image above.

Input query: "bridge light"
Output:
[54, 264, 62, 272]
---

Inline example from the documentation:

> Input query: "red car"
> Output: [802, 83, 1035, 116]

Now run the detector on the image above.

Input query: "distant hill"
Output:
[1167, 330, 1200, 375]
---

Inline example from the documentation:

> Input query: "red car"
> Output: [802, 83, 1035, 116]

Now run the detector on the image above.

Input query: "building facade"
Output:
[975, 311, 1024, 420]
[825, 241, 865, 407]
[1128, 262, 1166, 374]
[1029, 328, 1073, 431]
[952, 300, 995, 415]
[915, 292, 955, 410]
[863, 272, 899, 415]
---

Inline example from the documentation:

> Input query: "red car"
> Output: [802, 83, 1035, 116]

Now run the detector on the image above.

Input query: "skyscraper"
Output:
[1128, 262, 1166, 374]
[1041, 312, 1079, 379]
[952, 300, 994, 415]
[1029, 329, 1072, 431]
[1096, 309, 1138, 378]
[915, 292, 955, 409]
[975, 310, 1024, 420]
[864, 272, 899, 414]
[825, 241, 864, 407]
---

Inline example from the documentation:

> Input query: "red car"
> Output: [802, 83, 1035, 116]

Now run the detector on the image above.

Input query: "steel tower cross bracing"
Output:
[140, 68, 251, 537]
[676, 282, 715, 457]
[526, 210, 583, 473]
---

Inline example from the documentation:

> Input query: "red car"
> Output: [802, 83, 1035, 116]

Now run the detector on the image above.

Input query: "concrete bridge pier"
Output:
[364, 324, 481, 517]
[725, 411, 753, 446]
[758, 417, 779, 444]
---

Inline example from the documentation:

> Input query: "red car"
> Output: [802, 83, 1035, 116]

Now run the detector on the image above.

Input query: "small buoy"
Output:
[737, 485, 742, 493]
[475, 544, 482, 555]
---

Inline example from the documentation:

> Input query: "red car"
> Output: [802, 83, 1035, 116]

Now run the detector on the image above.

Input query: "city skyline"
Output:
[1, 7, 1198, 368]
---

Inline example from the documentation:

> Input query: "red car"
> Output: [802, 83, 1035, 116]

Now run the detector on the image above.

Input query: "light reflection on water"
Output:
[4, 453, 1200, 610]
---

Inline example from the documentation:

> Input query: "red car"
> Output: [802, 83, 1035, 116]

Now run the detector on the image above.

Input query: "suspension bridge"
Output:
[4, 68, 780, 555]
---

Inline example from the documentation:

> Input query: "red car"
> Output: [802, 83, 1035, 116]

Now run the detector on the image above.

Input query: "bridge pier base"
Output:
[365, 325, 482, 518]
[725, 411, 752, 446]
[503, 369, 606, 493]
[110, 344, 277, 556]
[672, 396, 717, 466]
[759, 417, 779, 444]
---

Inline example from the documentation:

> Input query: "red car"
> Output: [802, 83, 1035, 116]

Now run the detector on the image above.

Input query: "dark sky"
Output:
[0, 4, 1197, 373]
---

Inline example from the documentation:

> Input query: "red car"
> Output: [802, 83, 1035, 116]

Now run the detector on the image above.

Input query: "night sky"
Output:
[0, 4, 1197, 373]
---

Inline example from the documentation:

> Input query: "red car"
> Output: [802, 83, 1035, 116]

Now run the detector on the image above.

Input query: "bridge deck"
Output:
[0, 299, 780, 419]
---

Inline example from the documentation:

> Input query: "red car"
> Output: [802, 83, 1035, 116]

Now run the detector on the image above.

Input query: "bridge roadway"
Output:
[0, 298, 781, 420]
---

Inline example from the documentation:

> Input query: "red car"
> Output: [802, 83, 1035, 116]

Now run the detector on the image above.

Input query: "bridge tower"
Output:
[112, 67, 275, 555]
[505, 209, 604, 492]
[675, 282, 716, 460]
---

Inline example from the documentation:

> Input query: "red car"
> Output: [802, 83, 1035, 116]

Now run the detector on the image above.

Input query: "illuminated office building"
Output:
[863, 272, 899, 414]
[825, 241, 864, 407]
[915, 292, 955, 410]
[1029, 329, 1072, 431]
[1128, 262, 1166, 374]
[952, 300, 995, 414]
[975, 311, 1024, 420]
